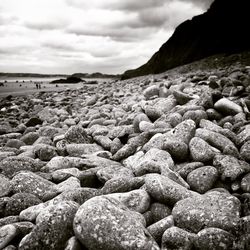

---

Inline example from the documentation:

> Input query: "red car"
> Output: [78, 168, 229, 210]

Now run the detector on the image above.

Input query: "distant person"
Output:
[35, 83, 38, 89]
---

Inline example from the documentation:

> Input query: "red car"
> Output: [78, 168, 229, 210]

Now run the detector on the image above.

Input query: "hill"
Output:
[122, 0, 250, 79]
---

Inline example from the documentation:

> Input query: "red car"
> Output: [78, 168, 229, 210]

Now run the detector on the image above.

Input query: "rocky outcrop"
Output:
[122, 0, 250, 79]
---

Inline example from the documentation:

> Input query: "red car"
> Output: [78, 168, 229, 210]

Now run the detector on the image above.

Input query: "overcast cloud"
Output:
[0, 0, 213, 74]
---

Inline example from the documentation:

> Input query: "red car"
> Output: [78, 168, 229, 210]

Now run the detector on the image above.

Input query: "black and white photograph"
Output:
[0, 0, 250, 249]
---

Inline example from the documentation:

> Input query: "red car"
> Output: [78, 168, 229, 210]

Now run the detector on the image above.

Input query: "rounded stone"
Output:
[0, 156, 43, 178]
[163, 139, 188, 161]
[241, 173, 250, 193]
[195, 227, 235, 250]
[5, 193, 42, 216]
[0, 224, 18, 249]
[182, 110, 207, 126]
[145, 174, 194, 206]
[73, 196, 160, 250]
[214, 98, 243, 116]
[150, 203, 172, 223]
[0, 174, 12, 198]
[172, 191, 241, 233]
[143, 85, 160, 100]
[189, 137, 215, 162]
[240, 141, 250, 162]
[187, 166, 218, 193]
[161, 226, 196, 250]
[147, 216, 174, 244]
[19, 201, 79, 250]
[133, 113, 150, 133]
[33, 144, 57, 161]
[11, 171, 58, 201]
[20, 132, 40, 145]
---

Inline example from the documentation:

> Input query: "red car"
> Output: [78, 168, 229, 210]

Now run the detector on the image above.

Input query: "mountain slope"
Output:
[122, 0, 250, 80]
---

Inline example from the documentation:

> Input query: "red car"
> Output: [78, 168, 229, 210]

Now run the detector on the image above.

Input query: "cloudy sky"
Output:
[0, 0, 213, 74]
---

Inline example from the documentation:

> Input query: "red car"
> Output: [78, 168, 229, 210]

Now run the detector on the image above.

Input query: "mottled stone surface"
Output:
[19, 201, 79, 250]
[74, 196, 160, 250]
[145, 174, 195, 206]
[172, 191, 241, 233]
[187, 166, 218, 193]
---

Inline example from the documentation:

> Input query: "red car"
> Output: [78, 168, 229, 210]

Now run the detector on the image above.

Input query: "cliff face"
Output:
[122, 0, 250, 79]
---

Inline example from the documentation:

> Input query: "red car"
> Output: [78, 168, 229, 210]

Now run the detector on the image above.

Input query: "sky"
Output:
[0, 0, 213, 74]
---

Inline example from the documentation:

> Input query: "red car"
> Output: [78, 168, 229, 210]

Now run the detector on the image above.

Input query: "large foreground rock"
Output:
[172, 191, 241, 233]
[19, 201, 79, 250]
[74, 196, 160, 250]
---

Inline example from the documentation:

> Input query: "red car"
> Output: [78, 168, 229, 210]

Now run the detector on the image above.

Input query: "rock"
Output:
[124, 148, 174, 176]
[237, 124, 250, 146]
[52, 168, 81, 183]
[241, 173, 250, 192]
[189, 137, 216, 162]
[5, 139, 25, 149]
[145, 174, 195, 206]
[0, 174, 12, 198]
[182, 110, 207, 126]
[163, 138, 188, 161]
[64, 236, 83, 250]
[25, 117, 43, 127]
[112, 143, 137, 161]
[73, 196, 160, 250]
[187, 166, 218, 193]
[38, 126, 61, 138]
[33, 144, 57, 161]
[4, 193, 42, 216]
[166, 119, 196, 145]
[19, 188, 98, 222]
[150, 203, 172, 223]
[19, 201, 79, 250]
[0, 225, 18, 249]
[177, 162, 204, 179]
[161, 226, 196, 250]
[166, 112, 182, 127]
[147, 215, 174, 243]
[139, 121, 154, 132]
[173, 90, 194, 105]
[142, 133, 165, 152]
[213, 154, 248, 181]
[56, 177, 81, 193]
[93, 135, 112, 150]
[214, 98, 243, 115]
[133, 113, 151, 133]
[44, 156, 87, 172]
[172, 191, 241, 233]
[11, 171, 58, 201]
[0, 216, 20, 227]
[195, 227, 235, 250]
[64, 126, 91, 144]
[66, 144, 103, 157]
[20, 132, 39, 145]
[195, 128, 237, 153]
[96, 165, 134, 183]
[0, 156, 43, 178]
[101, 177, 145, 194]
[240, 140, 250, 162]
[143, 85, 160, 100]
[104, 190, 151, 213]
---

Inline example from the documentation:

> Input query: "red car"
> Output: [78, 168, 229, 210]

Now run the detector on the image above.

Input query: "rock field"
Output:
[0, 60, 250, 249]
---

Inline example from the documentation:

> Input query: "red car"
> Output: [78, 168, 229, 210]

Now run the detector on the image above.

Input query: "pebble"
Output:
[0, 174, 12, 198]
[19, 201, 79, 250]
[189, 137, 216, 162]
[161, 226, 196, 250]
[187, 166, 218, 193]
[147, 215, 174, 243]
[0, 225, 18, 249]
[214, 98, 243, 115]
[195, 227, 235, 250]
[145, 174, 195, 206]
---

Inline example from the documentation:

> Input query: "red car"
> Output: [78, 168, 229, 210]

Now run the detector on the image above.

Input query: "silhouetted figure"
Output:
[35, 83, 38, 89]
